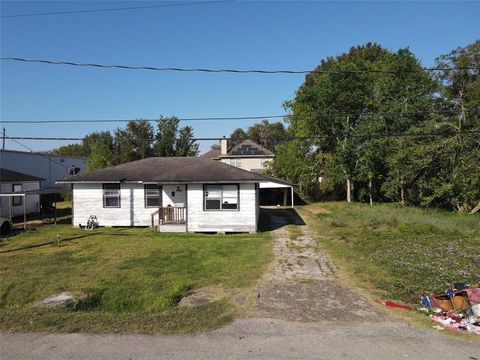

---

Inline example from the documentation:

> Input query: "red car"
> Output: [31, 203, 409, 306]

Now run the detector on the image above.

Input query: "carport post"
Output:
[54, 193, 57, 225]
[291, 187, 294, 208]
[23, 196, 26, 230]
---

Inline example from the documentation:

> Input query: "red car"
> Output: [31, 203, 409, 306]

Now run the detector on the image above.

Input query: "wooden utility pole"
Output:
[2, 127, 5, 150]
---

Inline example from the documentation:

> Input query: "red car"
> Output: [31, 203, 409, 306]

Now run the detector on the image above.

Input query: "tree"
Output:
[113, 120, 154, 164]
[85, 140, 113, 172]
[413, 41, 480, 211]
[176, 126, 199, 156]
[154, 116, 199, 157]
[278, 43, 391, 201]
[229, 128, 247, 148]
[246, 120, 288, 152]
[49, 143, 85, 157]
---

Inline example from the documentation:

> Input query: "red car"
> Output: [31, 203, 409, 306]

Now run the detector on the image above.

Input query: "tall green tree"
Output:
[246, 120, 288, 152]
[229, 128, 247, 148]
[154, 116, 199, 157]
[85, 140, 114, 172]
[113, 120, 154, 164]
[176, 126, 199, 156]
[276, 43, 391, 200]
[49, 143, 85, 157]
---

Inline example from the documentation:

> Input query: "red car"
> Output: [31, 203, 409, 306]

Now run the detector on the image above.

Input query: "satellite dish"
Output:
[68, 165, 80, 175]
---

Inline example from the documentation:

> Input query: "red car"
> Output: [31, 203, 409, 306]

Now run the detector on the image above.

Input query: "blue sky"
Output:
[1, 0, 479, 153]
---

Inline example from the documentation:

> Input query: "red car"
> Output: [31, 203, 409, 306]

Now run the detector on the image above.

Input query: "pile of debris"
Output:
[420, 283, 480, 334]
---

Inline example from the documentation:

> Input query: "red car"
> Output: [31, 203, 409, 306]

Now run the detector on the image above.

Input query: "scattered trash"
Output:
[374, 300, 412, 311]
[421, 283, 480, 335]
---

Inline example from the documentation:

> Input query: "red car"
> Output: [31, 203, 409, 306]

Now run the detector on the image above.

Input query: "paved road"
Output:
[1, 319, 479, 360]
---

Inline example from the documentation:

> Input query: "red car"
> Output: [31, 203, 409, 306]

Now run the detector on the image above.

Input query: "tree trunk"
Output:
[346, 176, 351, 203]
[369, 178, 373, 206]
[400, 186, 405, 206]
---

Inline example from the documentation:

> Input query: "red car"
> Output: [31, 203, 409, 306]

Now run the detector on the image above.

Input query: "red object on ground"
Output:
[375, 300, 412, 311]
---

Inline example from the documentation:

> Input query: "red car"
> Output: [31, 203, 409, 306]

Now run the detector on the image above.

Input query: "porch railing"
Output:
[151, 207, 186, 228]
[161, 206, 186, 224]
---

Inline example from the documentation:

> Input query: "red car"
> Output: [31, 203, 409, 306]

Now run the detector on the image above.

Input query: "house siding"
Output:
[186, 183, 257, 232]
[219, 157, 272, 172]
[72, 182, 259, 232]
[73, 183, 156, 227]
[0, 181, 40, 217]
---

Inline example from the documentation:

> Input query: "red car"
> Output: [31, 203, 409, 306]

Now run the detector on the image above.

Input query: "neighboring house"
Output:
[201, 139, 274, 174]
[57, 157, 292, 233]
[0, 149, 86, 189]
[0, 168, 43, 218]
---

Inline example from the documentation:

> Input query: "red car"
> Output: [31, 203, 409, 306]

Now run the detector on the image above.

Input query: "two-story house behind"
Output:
[201, 139, 293, 206]
[201, 139, 274, 174]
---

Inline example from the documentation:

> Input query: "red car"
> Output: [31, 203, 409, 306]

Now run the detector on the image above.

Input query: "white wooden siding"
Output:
[73, 183, 156, 227]
[186, 183, 257, 232]
[73, 182, 259, 232]
[0, 181, 40, 217]
[162, 184, 186, 207]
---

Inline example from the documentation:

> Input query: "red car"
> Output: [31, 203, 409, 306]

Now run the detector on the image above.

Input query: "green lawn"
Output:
[299, 202, 480, 304]
[0, 225, 272, 334]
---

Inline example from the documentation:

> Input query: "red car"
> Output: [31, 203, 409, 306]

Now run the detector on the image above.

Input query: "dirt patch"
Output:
[254, 222, 383, 322]
[178, 287, 224, 307]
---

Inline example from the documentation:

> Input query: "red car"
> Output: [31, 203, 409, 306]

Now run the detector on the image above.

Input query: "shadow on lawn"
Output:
[0, 233, 98, 254]
[258, 207, 306, 232]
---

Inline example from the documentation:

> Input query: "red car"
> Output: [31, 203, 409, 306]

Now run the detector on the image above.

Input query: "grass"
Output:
[0, 224, 273, 334]
[299, 202, 480, 305]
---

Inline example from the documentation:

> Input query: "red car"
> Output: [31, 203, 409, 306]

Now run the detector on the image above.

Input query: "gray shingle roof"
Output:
[199, 148, 221, 159]
[0, 168, 44, 182]
[58, 157, 292, 185]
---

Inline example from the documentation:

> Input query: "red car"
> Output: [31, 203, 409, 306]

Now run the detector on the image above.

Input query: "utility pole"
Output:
[2, 127, 5, 150]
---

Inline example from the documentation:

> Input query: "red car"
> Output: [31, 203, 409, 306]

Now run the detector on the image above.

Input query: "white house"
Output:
[0, 168, 42, 218]
[58, 157, 292, 233]
[0, 149, 86, 189]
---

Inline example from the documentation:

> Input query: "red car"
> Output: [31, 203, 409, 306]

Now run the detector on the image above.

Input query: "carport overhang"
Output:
[0, 188, 69, 229]
[259, 181, 295, 207]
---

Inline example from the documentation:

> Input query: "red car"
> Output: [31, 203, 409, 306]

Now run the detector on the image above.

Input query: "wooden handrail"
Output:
[150, 209, 160, 229]
[161, 206, 186, 224]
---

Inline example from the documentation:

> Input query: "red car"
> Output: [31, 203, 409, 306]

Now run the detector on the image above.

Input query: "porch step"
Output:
[158, 224, 187, 233]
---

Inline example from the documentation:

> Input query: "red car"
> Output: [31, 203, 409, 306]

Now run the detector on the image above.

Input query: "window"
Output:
[144, 184, 161, 207]
[204, 184, 239, 211]
[103, 183, 120, 208]
[12, 184, 22, 206]
[229, 158, 242, 168]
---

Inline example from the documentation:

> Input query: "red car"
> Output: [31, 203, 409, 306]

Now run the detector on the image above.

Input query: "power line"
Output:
[5, 131, 480, 143]
[2, 57, 479, 74]
[0, 0, 236, 19]
[2, 109, 476, 124]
